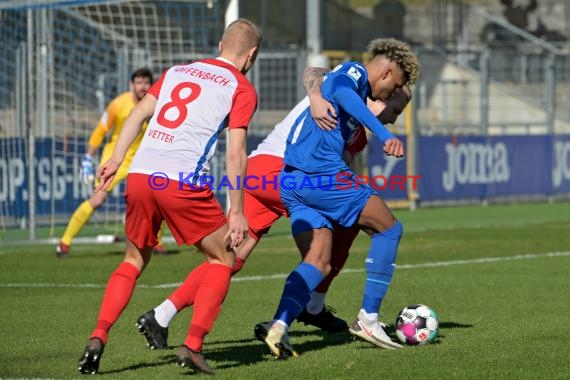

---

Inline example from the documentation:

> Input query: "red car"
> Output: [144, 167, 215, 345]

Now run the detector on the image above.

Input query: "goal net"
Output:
[0, 0, 223, 239]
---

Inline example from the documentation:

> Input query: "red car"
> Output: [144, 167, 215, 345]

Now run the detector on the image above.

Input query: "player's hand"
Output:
[384, 137, 405, 158]
[224, 211, 249, 249]
[95, 159, 120, 192]
[79, 154, 95, 186]
[367, 97, 386, 117]
[309, 93, 337, 131]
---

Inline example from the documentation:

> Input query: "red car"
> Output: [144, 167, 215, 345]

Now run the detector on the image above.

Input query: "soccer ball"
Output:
[395, 304, 439, 345]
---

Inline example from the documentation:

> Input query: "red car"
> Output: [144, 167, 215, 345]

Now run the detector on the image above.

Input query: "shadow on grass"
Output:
[100, 354, 176, 374]
[206, 329, 352, 370]
[439, 321, 473, 329]
[101, 322, 474, 373]
[73, 248, 182, 258]
[434, 321, 474, 343]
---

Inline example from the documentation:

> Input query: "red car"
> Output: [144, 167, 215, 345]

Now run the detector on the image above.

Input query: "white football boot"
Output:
[349, 310, 402, 349]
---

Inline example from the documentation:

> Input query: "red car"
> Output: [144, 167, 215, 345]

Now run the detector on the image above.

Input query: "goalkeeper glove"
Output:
[80, 154, 94, 185]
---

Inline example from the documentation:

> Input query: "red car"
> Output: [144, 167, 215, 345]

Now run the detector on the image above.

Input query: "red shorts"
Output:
[125, 173, 226, 248]
[244, 154, 287, 240]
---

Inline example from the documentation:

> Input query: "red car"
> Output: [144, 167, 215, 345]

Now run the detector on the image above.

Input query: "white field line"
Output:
[3, 217, 568, 248]
[1, 251, 569, 290]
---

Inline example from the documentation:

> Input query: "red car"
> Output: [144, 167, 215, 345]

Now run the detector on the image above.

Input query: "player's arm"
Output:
[225, 127, 248, 248]
[303, 67, 337, 130]
[87, 102, 117, 156]
[344, 87, 412, 162]
[331, 75, 403, 157]
[79, 102, 118, 185]
[96, 94, 157, 191]
[223, 82, 257, 248]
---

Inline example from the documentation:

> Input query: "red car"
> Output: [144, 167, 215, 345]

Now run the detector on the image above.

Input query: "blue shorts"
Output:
[279, 166, 374, 236]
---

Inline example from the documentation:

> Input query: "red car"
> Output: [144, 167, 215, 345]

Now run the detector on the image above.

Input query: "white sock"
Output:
[273, 319, 289, 330]
[306, 292, 326, 315]
[153, 299, 177, 328]
[359, 309, 378, 324]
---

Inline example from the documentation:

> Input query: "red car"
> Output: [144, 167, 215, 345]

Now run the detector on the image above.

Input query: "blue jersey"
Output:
[284, 61, 394, 174]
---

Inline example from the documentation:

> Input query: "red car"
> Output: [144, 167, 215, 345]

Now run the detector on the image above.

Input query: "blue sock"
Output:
[362, 221, 403, 314]
[273, 262, 324, 325]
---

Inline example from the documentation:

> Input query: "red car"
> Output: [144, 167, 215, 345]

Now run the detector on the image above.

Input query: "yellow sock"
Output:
[61, 200, 95, 245]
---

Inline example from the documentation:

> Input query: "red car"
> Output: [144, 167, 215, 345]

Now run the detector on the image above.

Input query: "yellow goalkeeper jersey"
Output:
[88, 91, 148, 165]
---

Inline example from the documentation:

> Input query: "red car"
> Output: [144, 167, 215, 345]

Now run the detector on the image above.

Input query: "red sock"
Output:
[184, 264, 232, 351]
[90, 262, 140, 344]
[168, 261, 209, 310]
[231, 257, 245, 275]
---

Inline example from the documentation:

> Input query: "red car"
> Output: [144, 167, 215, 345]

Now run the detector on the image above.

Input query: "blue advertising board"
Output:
[3, 134, 570, 223]
[417, 135, 570, 201]
[552, 135, 570, 194]
[0, 137, 123, 222]
[0, 135, 274, 221]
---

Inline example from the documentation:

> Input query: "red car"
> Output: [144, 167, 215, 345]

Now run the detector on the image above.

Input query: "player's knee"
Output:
[206, 249, 234, 267]
[124, 247, 149, 271]
[360, 212, 397, 234]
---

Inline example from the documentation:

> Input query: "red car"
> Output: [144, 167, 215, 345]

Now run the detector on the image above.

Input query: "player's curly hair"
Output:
[367, 38, 420, 86]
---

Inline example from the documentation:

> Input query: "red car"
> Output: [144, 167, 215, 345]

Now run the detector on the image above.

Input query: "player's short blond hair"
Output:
[367, 38, 420, 86]
[222, 18, 262, 55]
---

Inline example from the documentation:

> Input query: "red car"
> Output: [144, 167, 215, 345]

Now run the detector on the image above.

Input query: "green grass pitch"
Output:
[1, 202, 569, 379]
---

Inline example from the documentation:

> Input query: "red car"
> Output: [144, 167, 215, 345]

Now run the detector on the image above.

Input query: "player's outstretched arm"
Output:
[95, 94, 157, 192]
[344, 87, 412, 162]
[224, 127, 248, 248]
[332, 76, 404, 157]
[304, 67, 337, 131]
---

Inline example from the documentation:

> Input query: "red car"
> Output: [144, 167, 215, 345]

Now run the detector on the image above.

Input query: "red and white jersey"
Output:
[130, 57, 257, 182]
[249, 96, 310, 159]
[249, 96, 368, 160]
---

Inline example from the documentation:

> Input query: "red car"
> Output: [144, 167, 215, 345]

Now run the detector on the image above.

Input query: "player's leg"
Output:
[78, 242, 154, 374]
[298, 225, 359, 331]
[276, 226, 333, 323]
[256, 167, 340, 358]
[173, 195, 281, 362]
[348, 195, 403, 349]
[256, 183, 334, 357]
[137, 172, 284, 348]
[136, 232, 262, 350]
[292, 172, 402, 348]
[231, 153, 286, 272]
[78, 174, 160, 374]
[144, 183, 232, 374]
[257, 226, 332, 358]
[58, 156, 128, 258]
[57, 190, 108, 257]
[172, 224, 232, 375]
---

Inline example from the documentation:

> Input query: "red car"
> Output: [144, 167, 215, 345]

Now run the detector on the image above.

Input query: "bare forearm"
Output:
[303, 67, 328, 95]
[226, 147, 247, 214]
